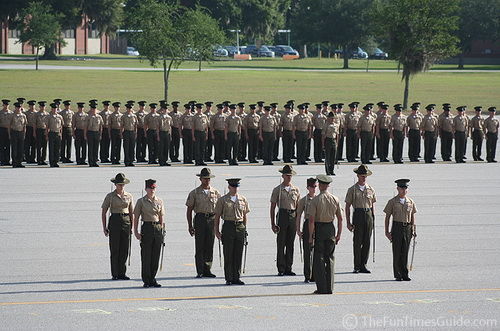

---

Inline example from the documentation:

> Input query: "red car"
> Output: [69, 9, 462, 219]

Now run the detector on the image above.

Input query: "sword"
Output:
[242, 231, 248, 274]
[159, 223, 166, 271]
[218, 238, 222, 268]
[372, 208, 375, 263]
[409, 237, 416, 271]
[128, 226, 131, 266]
[299, 235, 303, 263]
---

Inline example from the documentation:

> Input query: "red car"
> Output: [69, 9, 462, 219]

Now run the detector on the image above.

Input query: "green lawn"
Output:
[2, 55, 500, 71]
[0, 69, 498, 112]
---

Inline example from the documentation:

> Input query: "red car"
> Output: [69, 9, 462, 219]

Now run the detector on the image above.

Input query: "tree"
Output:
[128, 0, 188, 101]
[181, 7, 226, 71]
[290, 0, 373, 67]
[240, 0, 291, 43]
[373, 0, 460, 109]
[289, 0, 322, 57]
[322, 0, 373, 69]
[456, 0, 500, 69]
[81, 0, 124, 37]
[16, 2, 64, 70]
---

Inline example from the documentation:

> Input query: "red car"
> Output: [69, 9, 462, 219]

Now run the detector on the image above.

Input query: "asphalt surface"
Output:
[1, 141, 500, 330]
[1, 63, 499, 73]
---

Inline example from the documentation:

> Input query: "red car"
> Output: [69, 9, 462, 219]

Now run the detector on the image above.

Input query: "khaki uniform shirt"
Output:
[345, 184, 376, 208]
[345, 111, 360, 130]
[101, 190, 133, 214]
[100, 110, 111, 128]
[46, 113, 63, 132]
[238, 111, 247, 129]
[280, 112, 294, 130]
[469, 115, 485, 132]
[60, 109, 74, 128]
[10, 112, 27, 132]
[293, 113, 311, 131]
[0, 110, 12, 128]
[376, 113, 391, 130]
[272, 111, 281, 127]
[453, 115, 468, 132]
[109, 111, 122, 130]
[438, 113, 454, 132]
[484, 117, 499, 134]
[407, 114, 422, 130]
[313, 113, 327, 130]
[259, 114, 277, 132]
[383, 196, 417, 224]
[35, 111, 49, 129]
[270, 184, 300, 210]
[170, 111, 182, 128]
[159, 113, 172, 132]
[357, 114, 375, 132]
[244, 113, 260, 130]
[144, 112, 160, 131]
[25, 110, 37, 127]
[420, 114, 438, 132]
[181, 113, 194, 130]
[193, 113, 209, 131]
[204, 111, 213, 127]
[390, 114, 407, 132]
[309, 191, 341, 223]
[135, 110, 146, 128]
[214, 193, 250, 221]
[72, 112, 88, 130]
[186, 186, 221, 214]
[225, 115, 241, 133]
[297, 195, 314, 220]
[322, 121, 340, 139]
[211, 113, 226, 130]
[121, 113, 138, 131]
[335, 112, 346, 130]
[86, 113, 103, 131]
[134, 195, 165, 223]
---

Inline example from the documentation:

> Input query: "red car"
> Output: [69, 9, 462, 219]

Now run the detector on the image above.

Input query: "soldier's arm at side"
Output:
[101, 207, 109, 237]
[133, 201, 141, 240]
[270, 201, 278, 233]
[411, 213, 416, 237]
[128, 200, 134, 233]
[186, 206, 194, 236]
[243, 212, 248, 226]
[335, 208, 343, 244]
[345, 202, 353, 231]
[214, 212, 221, 240]
[295, 201, 304, 238]
[384, 214, 392, 241]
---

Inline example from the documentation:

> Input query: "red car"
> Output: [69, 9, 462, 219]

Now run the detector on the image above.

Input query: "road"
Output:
[1, 154, 499, 330]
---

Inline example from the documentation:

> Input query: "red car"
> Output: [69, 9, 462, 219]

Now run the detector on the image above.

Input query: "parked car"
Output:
[243, 45, 275, 57]
[370, 47, 388, 59]
[273, 45, 299, 56]
[223, 46, 240, 56]
[333, 47, 368, 59]
[213, 46, 228, 57]
[126, 46, 139, 56]
[352, 47, 368, 59]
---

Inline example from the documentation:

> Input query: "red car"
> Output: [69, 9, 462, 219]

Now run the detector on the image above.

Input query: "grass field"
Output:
[0, 69, 498, 112]
[2, 55, 500, 71]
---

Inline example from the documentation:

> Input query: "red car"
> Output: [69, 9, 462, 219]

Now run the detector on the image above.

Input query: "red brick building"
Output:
[0, 17, 109, 55]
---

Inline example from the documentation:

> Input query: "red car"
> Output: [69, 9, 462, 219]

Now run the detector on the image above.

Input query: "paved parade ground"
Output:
[1, 155, 499, 330]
